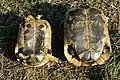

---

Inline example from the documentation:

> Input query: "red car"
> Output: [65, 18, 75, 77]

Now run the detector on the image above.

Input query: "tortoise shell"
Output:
[15, 15, 59, 67]
[64, 7, 112, 66]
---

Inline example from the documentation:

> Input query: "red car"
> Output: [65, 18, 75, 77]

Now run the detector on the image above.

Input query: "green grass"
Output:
[0, 0, 120, 80]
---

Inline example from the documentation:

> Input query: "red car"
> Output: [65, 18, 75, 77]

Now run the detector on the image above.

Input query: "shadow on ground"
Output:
[0, 12, 22, 61]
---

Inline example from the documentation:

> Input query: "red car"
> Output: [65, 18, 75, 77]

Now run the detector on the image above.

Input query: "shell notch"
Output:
[15, 15, 59, 67]
[64, 7, 112, 66]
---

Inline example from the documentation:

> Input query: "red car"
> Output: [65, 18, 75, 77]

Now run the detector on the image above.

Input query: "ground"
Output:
[0, 0, 120, 80]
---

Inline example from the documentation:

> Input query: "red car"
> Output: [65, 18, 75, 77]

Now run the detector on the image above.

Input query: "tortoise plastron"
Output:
[15, 15, 59, 67]
[64, 7, 112, 66]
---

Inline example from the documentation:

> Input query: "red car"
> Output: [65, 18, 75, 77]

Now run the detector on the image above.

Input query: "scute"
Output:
[35, 26, 45, 55]
[64, 7, 112, 66]
[73, 21, 87, 53]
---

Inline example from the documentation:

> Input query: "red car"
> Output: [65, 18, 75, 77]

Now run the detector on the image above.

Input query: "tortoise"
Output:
[64, 7, 112, 66]
[15, 15, 59, 67]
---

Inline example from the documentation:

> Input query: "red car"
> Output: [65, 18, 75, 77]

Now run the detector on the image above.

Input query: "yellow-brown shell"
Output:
[15, 15, 59, 67]
[64, 7, 112, 66]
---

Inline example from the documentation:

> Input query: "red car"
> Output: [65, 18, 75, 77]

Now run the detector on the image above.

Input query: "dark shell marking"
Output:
[64, 8, 112, 66]
[15, 15, 59, 67]
[24, 24, 45, 56]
